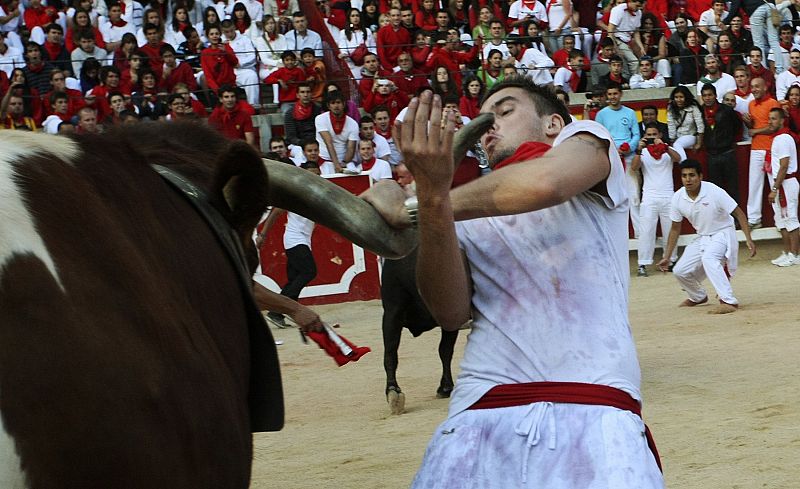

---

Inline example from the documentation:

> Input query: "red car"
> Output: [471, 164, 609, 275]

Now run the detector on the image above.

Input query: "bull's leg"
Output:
[436, 329, 459, 398]
[382, 314, 405, 415]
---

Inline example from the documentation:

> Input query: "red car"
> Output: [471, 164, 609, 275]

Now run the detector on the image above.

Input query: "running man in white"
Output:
[631, 122, 681, 277]
[658, 159, 756, 314]
[393, 77, 663, 488]
[765, 108, 800, 266]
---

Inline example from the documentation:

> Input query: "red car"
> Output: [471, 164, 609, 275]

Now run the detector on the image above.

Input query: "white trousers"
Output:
[747, 149, 767, 224]
[235, 67, 260, 106]
[637, 195, 678, 265]
[769, 176, 800, 231]
[412, 403, 664, 489]
[671, 134, 696, 162]
[673, 233, 738, 305]
[625, 157, 641, 238]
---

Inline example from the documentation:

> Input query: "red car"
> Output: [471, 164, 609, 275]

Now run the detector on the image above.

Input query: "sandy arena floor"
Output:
[251, 240, 800, 489]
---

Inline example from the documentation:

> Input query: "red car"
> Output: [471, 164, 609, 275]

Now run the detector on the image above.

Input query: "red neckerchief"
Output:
[646, 142, 668, 160]
[329, 111, 346, 134]
[789, 67, 800, 76]
[704, 102, 718, 129]
[735, 88, 750, 97]
[514, 46, 527, 61]
[119, 1, 126, 14]
[597, 55, 610, 63]
[765, 129, 793, 208]
[522, 0, 538, 10]
[780, 41, 793, 51]
[718, 47, 732, 65]
[566, 66, 580, 92]
[375, 125, 391, 139]
[750, 64, 767, 78]
[276, 0, 289, 13]
[545, 0, 556, 14]
[687, 44, 701, 55]
[644, 70, 657, 80]
[28, 62, 44, 73]
[235, 19, 247, 33]
[609, 73, 623, 83]
[266, 31, 277, 41]
[293, 101, 312, 120]
[361, 156, 376, 171]
[486, 67, 501, 78]
[493, 141, 552, 170]
[625, 4, 637, 15]
[111, 19, 127, 27]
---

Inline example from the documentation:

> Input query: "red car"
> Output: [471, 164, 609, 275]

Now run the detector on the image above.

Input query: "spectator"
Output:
[595, 83, 642, 235]
[356, 114, 391, 162]
[698, 0, 728, 52]
[784, 85, 800, 135]
[505, 34, 553, 86]
[43, 69, 85, 118]
[42, 24, 73, 76]
[553, 49, 588, 93]
[700, 83, 740, 202]
[172, 82, 206, 117]
[639, 12, 670, 83]
[165, 5, 193, 47]
[136, 9, 166, 48]
[100, 3, 136, 54]
[113, 32, 139, 72]
[732, 65, 754, 115]
[415, 0, 437, 31]
[196, 6, 220, 43]
[630, 56, 665, 89]
[42, 91, 71, 133]
[118, 0, 144, 30]
[776, 49, 800, 101]
[638, 104, 669, 143]
[728, 0, 783, 74]
[254, 15, 287, 104]
[429, 9, 452, 44]
[66, 9, 106, 53]
[678, 29, 709, 85]
[103, 90, 128, 125]
[363, 76, 408, 119]
[480, 19, 510, 60]
[23, 0, 60, 44]
[71, 31, 109, 80]
[283, 81, 322, 146]
[373, 104, 400, 165]
[715, 33, 743, 75]
[607, 0, 642, 78]
[696, 54, 736, 102]
[201, 25, 237, 98]
[165, 92, 198, 120]
[746, 46, 775, 96]
[323, 81, 360, 121]
[667, 85, 704, 161]
[475, 48, 504, 89]
[138, 22, 168, 77]
[666, 13, 690, 84]
[7, 68, 43, 123]
[774, 24, 799, 73]
[727, 14, 753, 57]
[507, 0, 547, 35]
[544, 0, 575, 55]
[315, 90, 358, 174]
[0, 92, 37, 130]
[230, 2, 259, 41]
[22, 42, 54, 94]
[598, 54, 629, 89]
[375, 8, 410, 71]
[76, 106, 100, 133]
[357, 51, 391, 101]
[589, 37, 615, 91]
[361, 0, 380, 33]
[389, 51, 429, 97]
[220, 19, 260, 107]
[285, 12, 323, 57]
[766, 107, 800, 265]
[85, 65, 124, 116]
[120, 49, 145, 92]
[551, 35, 588, 69]
[263, 0, 298, 23]
[471, 6, 493, 40]
[346, 138, 393, 181]
[264, 50, 305, 114]
[131, 69, 167, 120]
[158, 44, 197, 93]
[429, 65, 457, 99]
[399, 6, 416, 33]
[525, 21, 549, 57]
[630, 122, 681, 276]
[459, 74, 484, 120]
[298, 47, 325, 102]
[424, 28, 480, 89]
[338, 9, 375, 80]
[743, 77, 781, 229]
[410, 30, 431, 69]
[208, 84, 257, 147]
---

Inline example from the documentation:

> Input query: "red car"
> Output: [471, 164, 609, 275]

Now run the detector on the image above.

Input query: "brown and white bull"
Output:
[0, 122, 416, 488]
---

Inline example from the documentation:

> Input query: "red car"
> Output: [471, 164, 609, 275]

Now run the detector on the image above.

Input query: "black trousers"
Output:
[281, 245, 317, 301]
[707, 149, 739, 204]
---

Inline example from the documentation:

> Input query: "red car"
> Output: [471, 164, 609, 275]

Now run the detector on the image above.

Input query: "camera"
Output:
[645, 138, 656, 145]
[377, 79, 391, 86]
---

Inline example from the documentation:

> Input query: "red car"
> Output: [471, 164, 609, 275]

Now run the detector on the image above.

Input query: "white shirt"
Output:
[346, 158, 393, 182]
[315, 111, 360, 165]
[254, 33, 288, 69]
[285, 28, 323, 58]
[640, 146, 676, 198]
[508, 0, 547, 23]
[698, 8, 728, 36]
[670, 181, 737, 236]
[354, 133, 391, 163]
[553, 66, 578, 92]
[225, 33, 257, 70]
[696, 73, 736, 102]
[99, 20, 136, 44]
[0, 45, 24, 77]
[448, 120, 642, 417]
[775, 68, 800, 101]
[119, 0, 144, 28]
[630, 72, 666, 89]
[770, 133, 798, 179]
[284, 211, 314, 249]
[482, 40, 510, 61]
[515, 47, 554, 86]
[609, 3, 641, 44]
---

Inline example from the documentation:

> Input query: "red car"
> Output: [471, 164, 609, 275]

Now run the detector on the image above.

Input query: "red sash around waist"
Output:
[468, 381, 662, 472]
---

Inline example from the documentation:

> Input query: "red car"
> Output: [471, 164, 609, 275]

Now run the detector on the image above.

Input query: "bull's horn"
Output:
[263, 159, 417, 259]
[452, 112, 495, 168]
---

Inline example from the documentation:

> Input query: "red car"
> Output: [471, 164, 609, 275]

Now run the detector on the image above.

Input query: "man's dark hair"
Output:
[780, 24, 793, 34]
[770, 107, 785, 118]
[167, 93, 184, 105]
[220, 19, 234, 29]
[78, 30, 95, 42]
[160, 44, 177, 56]
[489, 19, 504, 27]
[749, 46, 763, 56]
[599, 37, 614, 49]
[487, 48, 502, 59]
[301, 138, 319, 150]
[292, 11, 305, 18]
[326, 91, 345, 105]
[218, 84, 237, 98]
[143, 22, 159, 34]
[49, 90, 68, 105]
[643, 121, 661, 132]
[300, 47, 315, 57]
[568, 49, 583, 60]
[641, 104, 658, 114]
[182, 25, 197, 37]
[443, 93, 460, 106]
[700, 83, 717, 95]
[108, 90, 124, 100]
[481, 75, 571, 123]
[609, 55, 623, 64]
[270, 136, 286, 147]
[45, 23, 63, 34]
[280, 50, 297, 61]
[359, 114, 374, 126]
[680, 159, 703, 174]
[604, 81, 623, 93]
[99, 65, 121, 83]
[372, 105, 390, 118]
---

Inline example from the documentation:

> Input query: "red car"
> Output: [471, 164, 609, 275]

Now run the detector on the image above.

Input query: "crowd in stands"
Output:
[2, 0, 800, 264]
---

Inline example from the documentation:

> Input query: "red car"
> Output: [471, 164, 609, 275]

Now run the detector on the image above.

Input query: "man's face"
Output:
[79, 111, 97, 131]
[142, 73, 156, 88]
[222, 26, 236, 41]
[105, 71, 120, 87]
[358, 141, 375, 160]
[363, 55, 379, 73]
[722, 93, 737, 107]
[769, 110, 784, 131]
[293, 16, 308, 32]
[627, 0, 642, 11]
[109, 5, 121, 20]
[145, 29, 160, 45]
[705, 58, 719, 75]
[641, 108, 657, 123]
[374, 111, 390, 130]
[7, 97, 23, 115]
[396, 164, 413, 188]
[162, 51, 176, 67]
[221, 91, 237, 109]
[730, 16, 742, 30]
[397, 54, 412, 71]
[270, 141, 287, 157]
[681, 168, 702, 193]
[674, 17, 687, 32]
[298, 86, 312, 104]
[170, 97, 186, 113]
[750, 50, 763, 66]
[791, 51, 800, 69]
[780, 28, 792, 43]
[734, 70, 749, 89]
[605, 88, 622, 107]
[52, 98, 68, 114]
[328, 99, 344, 116]
[187, 30, 200, 45]
[79, 37, 95, 53]
[436, 12, 449, 27]
[639, 60, 652, 76]
[601, 45, 614, 59]
[490, 23, 503, 39]
[47, 28, 62, 44]
[26, 46, 41, 63]
[712, 1, 725, 13]
[751, 78, 766, 99]
[303, 143, 320, 161]
[507, 43, 520, 56]
[302, 52, 315, 66]
[563, 38, 575, 51]
[701, 90, 717, 106]
[644, 127, 660, 141]
[110, 95, 125, 112]
[610, 61, 622, 75]
[390, 9, 401, 26]
[568, 55, 582, 70]
[360, 121, 375, 139]
[401, 9, 413, 25]
[479, 87, 549, 167]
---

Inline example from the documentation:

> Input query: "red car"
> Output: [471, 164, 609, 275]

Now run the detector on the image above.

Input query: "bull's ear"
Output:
[212, 141, 270, 237]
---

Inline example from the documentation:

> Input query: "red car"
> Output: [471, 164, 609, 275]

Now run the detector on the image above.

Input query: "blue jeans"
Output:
[750, 4, 784, 74]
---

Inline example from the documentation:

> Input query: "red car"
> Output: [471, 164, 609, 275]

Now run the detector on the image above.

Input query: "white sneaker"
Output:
[771, 252, 788, 265]
[777, 253, 797, 267]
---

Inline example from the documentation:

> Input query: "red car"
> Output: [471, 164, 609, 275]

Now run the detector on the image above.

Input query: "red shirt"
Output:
[200, 44, 238, 90]
[160, 62, 198, 93]
[24, 5, 58, 30]
[389, 67, 430, 97]
[459, 95, 480, 120]
[139, 41, 167, 77]
[208, 103, 254, 141]
[43, 88, 85, 118]
[362, 90, 409, 119]
[424, 44, 479, 89]
[376, 25, 411, 70]
[264, 66, 306, 103]
[65, 27, 106, 52]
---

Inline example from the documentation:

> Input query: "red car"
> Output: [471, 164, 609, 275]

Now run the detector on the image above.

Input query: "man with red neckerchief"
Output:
[372, 76, 663, 488]
[314, 91, 358, 175]
[744, 77, 782, 229]
[424, 30, 480, 90]
[389, 52, 429, 99]
[608, 0, 644, 78]
[553, 49, 588, 94]
[746, 47, 775, 96]
[376, 8, 411, 71]
[775, 49, 800, 101]
[284, 82, 321, 146]
[765, 107, 800, 266]
[23, 0, 58, 40]
[208, 85, 257, 148]
[357, 52, 392, 103]
[701, 83, 740, 202]
[100, 3, 135, 53]
[630, 56, 665, 89]
[505, 34, 554, 87]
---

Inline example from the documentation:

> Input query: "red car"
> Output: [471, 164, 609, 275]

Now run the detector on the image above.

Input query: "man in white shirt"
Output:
[552, 49, 587, 93]
[659, 159, 755, 313]
[506, 34, 554, 86]
[630, 56, 666, 89]
[0, 32, 23, 77]
[480, 20, 510, 61]
[775, 48, 800, 101]
[221, 20, 260, 107]
[608, 0, 643, 77]
[99, 3, 135, 52]
[697, 0, 728, 51]
[315, 91, 359, 174]
[631, 123, 681, 276]
[357, 115, 391, 163]
[507, 0, 547, 32]
[346, 139, 393, 182]
[70, 31, 109, 78]
[285, 12, 323, 58]
[695, 55, 736, 102]
[766, 108, 800, 266]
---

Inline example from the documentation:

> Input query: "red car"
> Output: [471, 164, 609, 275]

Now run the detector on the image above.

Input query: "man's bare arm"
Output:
[449, 133, 612, 221]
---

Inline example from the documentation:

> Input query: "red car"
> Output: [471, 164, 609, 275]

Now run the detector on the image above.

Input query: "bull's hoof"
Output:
[386, 385, 405, 415]
[436, 385, 453, 399]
